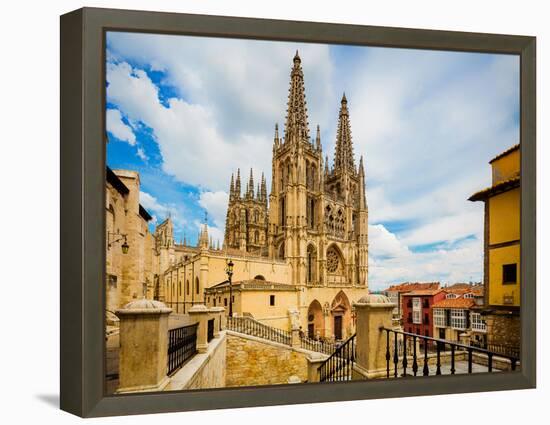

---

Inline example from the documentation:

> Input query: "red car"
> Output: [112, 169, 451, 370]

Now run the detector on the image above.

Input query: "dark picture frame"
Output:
[60, 7, 536, 418]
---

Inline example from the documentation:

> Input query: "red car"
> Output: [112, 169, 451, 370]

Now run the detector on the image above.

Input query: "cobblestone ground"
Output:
[400, 361, 502, 377]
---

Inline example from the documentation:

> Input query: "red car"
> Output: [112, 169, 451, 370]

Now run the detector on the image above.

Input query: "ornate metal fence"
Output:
[300, 335, 338, 355]
[227, 316, 291, 346]
[470, 341, 520, 359]
[318, 334, 356, 382]
[381, 328, 519, 378]
[167, 323, 198, 375]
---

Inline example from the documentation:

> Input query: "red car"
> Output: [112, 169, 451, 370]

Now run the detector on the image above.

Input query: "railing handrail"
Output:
[380, 327, 519, 361]
[317, 333, 356, 382]
[381, 327, 519, 379]
[227, 316, 291, 345]
[167, 323, 198, 375]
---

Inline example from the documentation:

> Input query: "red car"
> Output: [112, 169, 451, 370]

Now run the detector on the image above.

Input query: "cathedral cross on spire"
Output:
[284, 50, 310, 143]
[334, 92, 356, 173]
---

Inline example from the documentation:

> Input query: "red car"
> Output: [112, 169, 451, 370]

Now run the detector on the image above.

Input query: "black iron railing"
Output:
[470, 341, 520, 359]
[318, 334, 356, 382]
[227, 316, 291, 345]
[167, 323, 198, 375]
[381, 328, 519, 378]
[300, 335, 338, 355]
[207, 318, 215, 342]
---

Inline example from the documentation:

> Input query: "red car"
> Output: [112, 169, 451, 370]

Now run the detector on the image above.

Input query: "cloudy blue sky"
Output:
[105, 31, 519, 290]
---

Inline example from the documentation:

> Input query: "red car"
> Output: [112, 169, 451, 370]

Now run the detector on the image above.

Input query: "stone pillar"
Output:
[189, 304, 210, 353]
[306, 353, 327, 383]
[353, 294, 395, 379]
[210, 306, 225, 337]
[288, 308, 301, 347]
[459, 332, 472, 347]
[115, 299, 172, 393]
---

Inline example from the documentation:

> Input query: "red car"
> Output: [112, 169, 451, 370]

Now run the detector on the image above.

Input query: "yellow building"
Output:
[105, 167, 157, 320]
[469, 144, 520, 348]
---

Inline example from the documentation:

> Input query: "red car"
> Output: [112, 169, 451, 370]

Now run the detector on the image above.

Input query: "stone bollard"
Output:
[459, 332, 472, 347]
[353, 294, 396, 379]
[115, 299, 172, 393]
[188, 304, 210, 353]
[210, 306, 225, 337]
[306, 352, 327, 383]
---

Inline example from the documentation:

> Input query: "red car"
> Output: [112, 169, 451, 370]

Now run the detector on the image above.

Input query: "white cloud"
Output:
[368, 225, 483, 290]
[106, 108, 136, 145]
[136, 147, 148, 161]
[139, 191, 186, 230]
[198, 191, 229, 228]
[106, 34, 334, 191]
[368, 224, 411, 258]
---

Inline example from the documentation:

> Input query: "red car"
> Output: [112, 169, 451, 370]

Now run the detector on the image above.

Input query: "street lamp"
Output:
[225, 259, 234, 317]
[108, 232, 130, 254]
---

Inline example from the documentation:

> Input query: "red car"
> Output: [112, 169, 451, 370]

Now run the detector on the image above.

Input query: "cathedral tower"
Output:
[224, 168, 268, 254]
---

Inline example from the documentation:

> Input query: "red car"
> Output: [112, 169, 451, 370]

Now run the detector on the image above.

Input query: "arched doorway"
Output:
[307, 300, 324, 338]
[331, 291, 352, 341]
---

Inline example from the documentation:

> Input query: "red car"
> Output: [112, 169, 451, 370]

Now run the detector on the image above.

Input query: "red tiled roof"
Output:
[402, 289, 443, 296]
[385, 282, 440, 293]
[432, 298, 475, 309]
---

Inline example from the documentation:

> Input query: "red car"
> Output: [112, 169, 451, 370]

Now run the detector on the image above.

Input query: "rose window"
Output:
[326, 248, 340, 273]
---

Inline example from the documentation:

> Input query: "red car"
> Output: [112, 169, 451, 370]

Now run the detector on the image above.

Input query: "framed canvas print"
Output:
[60, 7, 536, 418]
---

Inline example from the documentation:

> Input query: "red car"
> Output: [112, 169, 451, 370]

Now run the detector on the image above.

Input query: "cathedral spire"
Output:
[248, 168, 255, 199]
[284, 51, 310, 143]
[235, 168, 241, 198]
[198, 211, 209, 249]
[333, 92, 356, 174]
[315, 124, 321, 150]
[273, 123, 280, 149]
[261, 172, 267, 203]
[358, 155, 367, 209]
[229, 173, 235, 200]
[325, 155, 330, 175]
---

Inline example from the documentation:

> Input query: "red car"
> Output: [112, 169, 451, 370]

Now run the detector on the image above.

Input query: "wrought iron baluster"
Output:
[412, 336, 418, 376]
[402, 334, 408, 377]
[423, 338, 429, 376]
[468, 348, 473, 373]
[511, 358, 517, 371]
[488, 353, 493, 372]
[385, 330, 390, 378]
[436, 341, 442, 375]
[450, 344, 456, 375]
[393, 332, 399, 377]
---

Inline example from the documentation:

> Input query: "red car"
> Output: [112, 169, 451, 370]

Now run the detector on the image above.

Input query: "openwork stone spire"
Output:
[334, 93, 356, 173]
[284, 51, 310, 143]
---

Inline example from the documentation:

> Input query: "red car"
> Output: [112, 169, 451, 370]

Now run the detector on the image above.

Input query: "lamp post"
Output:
[108, 232, 129, 254]
[225, 259, 234, 318]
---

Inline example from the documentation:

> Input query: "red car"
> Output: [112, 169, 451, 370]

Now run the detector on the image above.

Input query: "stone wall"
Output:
[168, 332, 227, 391]
[226, 332, 308, 387]
[485, 312, 520, 347]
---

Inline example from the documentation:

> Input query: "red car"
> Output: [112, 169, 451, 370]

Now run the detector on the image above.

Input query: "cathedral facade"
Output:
[216, 51, 370, 339]
[224, 51, 368, 291]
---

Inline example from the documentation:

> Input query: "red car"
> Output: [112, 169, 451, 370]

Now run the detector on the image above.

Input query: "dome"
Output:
[356, 294, 393, 305]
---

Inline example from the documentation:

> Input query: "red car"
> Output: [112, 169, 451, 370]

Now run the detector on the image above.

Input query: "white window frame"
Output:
[446, 293, 458, 299]
[471, 312, 486, 332]
[450, 309, 467, 330]
[412, 297, 421, 324]
[433, 308, 446, 328]
[463, 293, 474, 299]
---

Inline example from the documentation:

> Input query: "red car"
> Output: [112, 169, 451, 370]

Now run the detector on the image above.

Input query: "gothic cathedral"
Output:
[224, 51, 368, 291]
